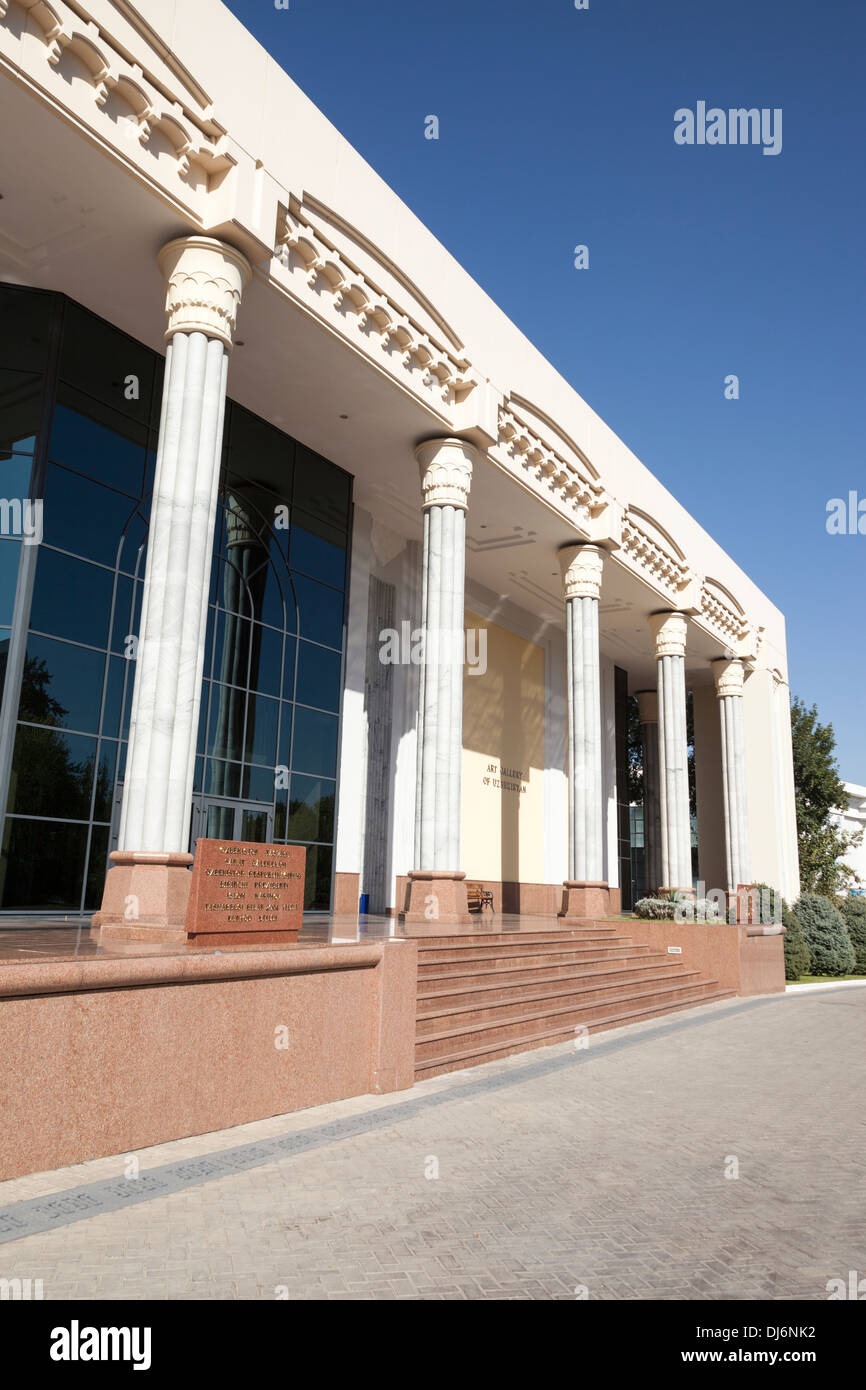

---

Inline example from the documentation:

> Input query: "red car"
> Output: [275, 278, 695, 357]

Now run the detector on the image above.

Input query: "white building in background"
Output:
[0, 0, 801, 932]
[835, 784, 866, 891]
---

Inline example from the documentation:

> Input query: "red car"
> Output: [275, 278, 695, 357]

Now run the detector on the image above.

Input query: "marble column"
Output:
[403, 438, 476, 928]
[648, 611, 693, 894]
[94, 236, 251, 942]
[712, 658, 751, 896]
[558, 544, 610, 921]
[636, 689, 663, 897]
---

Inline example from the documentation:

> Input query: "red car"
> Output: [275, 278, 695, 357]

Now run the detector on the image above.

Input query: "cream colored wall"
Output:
[743, 667, 799, 900]
[461, 610, 546, 884]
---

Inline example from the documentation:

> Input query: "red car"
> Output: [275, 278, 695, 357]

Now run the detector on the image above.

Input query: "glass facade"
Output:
[0, 286, 351, 914]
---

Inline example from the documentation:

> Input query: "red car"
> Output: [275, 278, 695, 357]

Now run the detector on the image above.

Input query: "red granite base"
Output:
[558, 880, 613, 922]
[401, 870, 471, 932]
[92, 851, 193, 944]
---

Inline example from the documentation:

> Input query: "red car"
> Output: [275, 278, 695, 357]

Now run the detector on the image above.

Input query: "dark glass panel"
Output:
[102, 655, 134, 741]
[293, 573, 344, 650]
[296, 640, 342, 713]
[42, 464, 147, 569]
[290, 510, 347, 588]
[206, 759, 242, 799]
[21, 636, 106, 734]
[286, 842, 333, 912]
[287, 774, 335, 844]
[0, 630, 9, 707]
[207, 682, 246, 763]
[0, 286, 54, 373]
[84, 826, 111, 909]
[253, 561, 287, 631]
[250, 624, 284, 698]
[244, 763, 277, 802]
[244, 693, 279, 767]
[0, 454, 34, 506]
[293, 444, 351, 530]
[92, 740, 118, 821]
[59, 301, 156, 427]
[30, 549, 114, 647]
[0, 369, 41, 457]
[0, 539, 21, 627]
[8, 725, 96, 818]
[227, 404, 294, 498]
[291, 706, 338, 778]
[110, 575, 144, 655]
[1, 817, 88, 912]
[193, 754, 204, 793]
[212, 606, 253, 686]
[49, 389, 148, 496]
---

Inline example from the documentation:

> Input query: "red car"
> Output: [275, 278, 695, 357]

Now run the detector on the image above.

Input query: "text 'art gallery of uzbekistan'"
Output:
[0, 0, 798, 1178]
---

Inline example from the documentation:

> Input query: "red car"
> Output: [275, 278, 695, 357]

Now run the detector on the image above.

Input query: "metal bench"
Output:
[466, 881, 494, 913]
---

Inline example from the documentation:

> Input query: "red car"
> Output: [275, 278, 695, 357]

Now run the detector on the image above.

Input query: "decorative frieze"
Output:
[275, 205, 474, 407]
[622, 512, 692, 596]
[498, 405, 606, 524]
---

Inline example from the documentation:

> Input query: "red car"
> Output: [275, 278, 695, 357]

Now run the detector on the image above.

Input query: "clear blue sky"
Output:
[225, 0, 865, 777]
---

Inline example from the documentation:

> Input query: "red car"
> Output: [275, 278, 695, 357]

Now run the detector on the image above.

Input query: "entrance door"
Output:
[192, 799, 274, 851]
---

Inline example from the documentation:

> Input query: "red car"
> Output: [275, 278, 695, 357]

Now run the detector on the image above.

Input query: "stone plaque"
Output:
[186, 840, 305, 946]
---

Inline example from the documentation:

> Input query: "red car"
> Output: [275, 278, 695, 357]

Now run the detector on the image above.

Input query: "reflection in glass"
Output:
[8, 725, 96, 819]
[287, 775, 335, 844]
[20, 639, 106, 734]
[30, 549, 115, 647]
[206, 804, 235, 839]
[1, 817, 88, 911]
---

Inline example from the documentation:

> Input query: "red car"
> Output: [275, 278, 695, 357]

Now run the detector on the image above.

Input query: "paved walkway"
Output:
[1, 988, 863, 1300]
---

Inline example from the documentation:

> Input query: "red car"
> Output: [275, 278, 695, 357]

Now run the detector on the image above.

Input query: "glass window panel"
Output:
[0, 454, 35, 504]
[193, 755, 203, 793]
[212, 557, 253, 618]
[290, 511, 347, 588]
[293, 573, 344, 650]
[42, 464, 148, 570]
[0, 369, 41, 457]
[287, 775, 335, 844]
[49, 391, 148, 496]
[0, 629, 9, 707]
[102, 654, 134, 741]
[0, 539, 21, 627]
[244, 693, 279, 766]
[84, 826, 111, 910]
[205, 759, 242, 799]
[30, 548, 114, 647]
[8, 725, 96, 819]
[207, 682, 247, 763]
[249, 624, 284, 698]
[254, 561, 288, 631]
[243, 763, 277, 802]
[227, 405, 294, 498]
[1, 817, 88, 912]
[21, 636, 106, 734]
[211, 606, 253, 687]
[110, 575, 144, 655]
[59, 301, 156, 427]
[291, 706, 338, 778]
[293, 444, 351, 530]
[286, 841, 333, 912]
[240, 808, 270, 842]
[296, 640, 342, 713]
[205, 803, 236, 840]
[92, 740, 118, 822]
[0, 287, 54, 373]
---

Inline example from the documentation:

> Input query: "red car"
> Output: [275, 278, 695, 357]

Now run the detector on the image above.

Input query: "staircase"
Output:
[415, 921, 735, 1080]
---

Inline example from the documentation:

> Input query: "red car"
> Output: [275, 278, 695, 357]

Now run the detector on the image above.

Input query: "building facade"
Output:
[0, 0, 800, 928]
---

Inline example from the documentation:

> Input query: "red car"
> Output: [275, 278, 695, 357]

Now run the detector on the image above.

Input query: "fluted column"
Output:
[558, 544, 611, 921]
[636, 689, 662, 896]
[712, 658, 751, 894]
[403, 438, 476, 928]
[648, 612, 693, 894]
[95, 236, 251, 941]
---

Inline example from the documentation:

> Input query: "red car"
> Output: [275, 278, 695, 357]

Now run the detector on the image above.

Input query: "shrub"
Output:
[837, 895, 866, 974]
[793, 893, 855, 976]
[634, 897, 675, 921]
[782, 903, 811, 980]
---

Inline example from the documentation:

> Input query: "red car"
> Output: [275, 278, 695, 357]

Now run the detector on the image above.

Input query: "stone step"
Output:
[415, 928, 620, 952]
[416, 950, 670, 995]
[418, 942, 650, 975]
[414, 979, 724, 1062]
[417, 963, 697, 1015]
[414, 989, 737, 1079]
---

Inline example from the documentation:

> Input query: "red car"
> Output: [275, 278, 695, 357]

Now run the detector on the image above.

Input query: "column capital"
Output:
[559, 543, 604, 601]
[635, 689, 658, 724]
[649, 610, 689, 658]
[712, 657, 745, 699]
[415, 437, 476, 510]
[158, 236, 252, 350]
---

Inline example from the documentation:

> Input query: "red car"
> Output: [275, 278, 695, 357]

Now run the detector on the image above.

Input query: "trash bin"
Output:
[359, 893, 370, 915]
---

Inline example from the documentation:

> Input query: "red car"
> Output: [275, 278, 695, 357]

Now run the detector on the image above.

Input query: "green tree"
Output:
[782, 902, 811, 980]
[838, 896, 866, 974]
[794, 893, 856, 977]
[790, 697, 860, 895]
